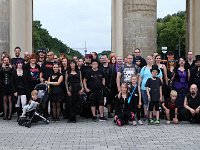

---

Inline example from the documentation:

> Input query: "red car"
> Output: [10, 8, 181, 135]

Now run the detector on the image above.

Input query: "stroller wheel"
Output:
[26, 122, 31, 128]
[44, 119, 50, 124]
[18, 119, 22, 125]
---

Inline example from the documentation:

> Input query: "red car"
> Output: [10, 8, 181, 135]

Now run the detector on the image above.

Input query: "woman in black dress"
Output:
[61, 57, 69, 118]
[65, 60, 84, 123]
[0, 56, 13, 120]
[46, 63, 63, 122]
[12, 60, 27, 119]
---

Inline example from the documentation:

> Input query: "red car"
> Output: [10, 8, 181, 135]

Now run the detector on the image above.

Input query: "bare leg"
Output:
[99, 106, 104, 117]
[91, 106, 96, 116]
[166, 112, 170, 121]
[144, 105, 148, 117]
[156, 111, 159, 120]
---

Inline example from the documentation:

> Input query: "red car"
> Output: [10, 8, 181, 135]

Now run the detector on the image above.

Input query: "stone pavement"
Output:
[0, 115, 200, 150]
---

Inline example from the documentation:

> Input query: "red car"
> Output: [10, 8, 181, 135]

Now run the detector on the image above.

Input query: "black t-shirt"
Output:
[145, 77, 162, 101]
[186, 93, 200, 109]
[41, 61, 54, 81]
[164, 98, 177, 110]
[100, 64, 110, 87]
[10, 57, 24, 68]
[81, 65, 91, 80]
[24, 63, 41, 82]
[85, 69, 104, 91]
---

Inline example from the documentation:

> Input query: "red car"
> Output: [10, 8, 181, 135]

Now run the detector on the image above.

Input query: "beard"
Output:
[191, 91, 196, 96]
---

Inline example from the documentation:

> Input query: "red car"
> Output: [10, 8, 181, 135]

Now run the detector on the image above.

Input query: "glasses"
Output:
[169, 60, 175, 63]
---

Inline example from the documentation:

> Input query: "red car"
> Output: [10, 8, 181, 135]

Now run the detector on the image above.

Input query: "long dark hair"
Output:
[173, 57, 189, 82]
[67, 60, 79, 74]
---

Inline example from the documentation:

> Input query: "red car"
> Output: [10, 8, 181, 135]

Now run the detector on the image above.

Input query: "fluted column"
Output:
[10, 0, 33, 57]
[187, 0, 200, 55]
[111, 0, 123, 57]
[0, 0, 10, 54]
[123, 0, 157, 58]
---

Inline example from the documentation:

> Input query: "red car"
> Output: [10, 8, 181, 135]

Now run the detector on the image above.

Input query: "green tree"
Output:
[33, 20, 82, 59]
[157, 11, 186, 57]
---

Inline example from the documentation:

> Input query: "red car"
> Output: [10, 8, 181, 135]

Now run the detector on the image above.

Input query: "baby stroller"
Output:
[18, 83, 50, 128]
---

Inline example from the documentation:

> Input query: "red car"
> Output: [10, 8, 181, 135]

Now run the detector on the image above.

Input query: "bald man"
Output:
[183, 84, 200, 123]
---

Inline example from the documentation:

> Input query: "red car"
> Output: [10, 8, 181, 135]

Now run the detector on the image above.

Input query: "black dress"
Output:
[0, 67, 13, 96]
[68, 72, 81, 119]
[12, 69, 28, 96]
[49, 73, 63, 102]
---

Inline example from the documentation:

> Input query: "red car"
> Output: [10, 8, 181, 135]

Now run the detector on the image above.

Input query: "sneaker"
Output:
[19, 114, 26, 118]
[138, 120, 143, 125]
[166, 121, 170, 124]
[116, 119, 122, 126]
[99, 117, 107, 121]
[148, 119, 154, 125]
[154, 119, 160, 125]
[108, 113, 113, 118]
[133, 121, 137, 126]
[56, 118, 59, 123]
[92, 116, 97, 122]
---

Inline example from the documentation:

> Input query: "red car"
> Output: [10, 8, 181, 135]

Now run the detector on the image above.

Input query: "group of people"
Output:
[0, 47, 200, 126]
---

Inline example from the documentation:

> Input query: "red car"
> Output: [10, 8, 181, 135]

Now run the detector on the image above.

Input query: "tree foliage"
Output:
[157, 11, 186, 57]
[33, 20, 82, 59]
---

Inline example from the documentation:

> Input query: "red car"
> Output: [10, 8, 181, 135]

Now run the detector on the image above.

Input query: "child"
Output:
[114, 83, 135, 126]
[162, 90, 178, 124]
[129, 75, 143, 125]
[145, 65, 162, 125]
[20, 90, 39, 117]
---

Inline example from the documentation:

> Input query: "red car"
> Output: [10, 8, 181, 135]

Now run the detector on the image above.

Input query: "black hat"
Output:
[135, 56, 142, 61]
[195, 55, 200, 62]
[150, 65, 160, 74]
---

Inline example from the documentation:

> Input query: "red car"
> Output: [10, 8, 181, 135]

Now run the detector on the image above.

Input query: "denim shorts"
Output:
[141, 90, 148, 106]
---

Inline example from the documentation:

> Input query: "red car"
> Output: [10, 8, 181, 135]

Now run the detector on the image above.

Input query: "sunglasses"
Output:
[169, 60, 175, 63]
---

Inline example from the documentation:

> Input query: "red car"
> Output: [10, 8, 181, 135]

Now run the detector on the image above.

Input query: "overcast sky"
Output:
[33, 0, 186, 54]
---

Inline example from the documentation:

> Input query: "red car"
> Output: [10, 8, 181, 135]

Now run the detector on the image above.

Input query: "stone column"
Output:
[111, 0, 123, 57]
[187, 0, 200, 55]
[0, 0, 10, 55]
[10, 0, 33, 57]
[123, 0, 157, 58]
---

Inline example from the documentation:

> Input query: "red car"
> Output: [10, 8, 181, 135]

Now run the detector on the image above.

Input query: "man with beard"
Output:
[40, 51, 55, 118]
[190, 55, 200, 90]
[183, 84, 200, 123]
[10, 47, 24, 68]
[117, 54, 138, 92]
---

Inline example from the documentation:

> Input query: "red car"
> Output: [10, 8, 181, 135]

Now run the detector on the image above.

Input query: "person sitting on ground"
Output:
[20, 90, 39, 117]
[114, 83, 135, 126]
[162, 90, 179, 124]
[182, 84, 200, 123]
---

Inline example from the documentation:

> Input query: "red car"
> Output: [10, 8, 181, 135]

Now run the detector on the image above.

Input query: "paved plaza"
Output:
[0, 114, 200, 150]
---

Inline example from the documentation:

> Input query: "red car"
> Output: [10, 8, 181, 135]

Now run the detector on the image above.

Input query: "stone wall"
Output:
[123, 0, 157, 58]
[0, 0, 9, 55]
